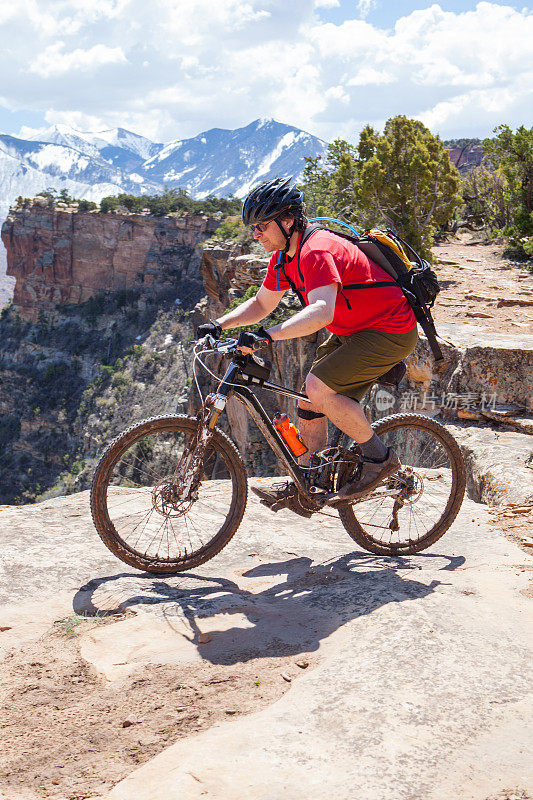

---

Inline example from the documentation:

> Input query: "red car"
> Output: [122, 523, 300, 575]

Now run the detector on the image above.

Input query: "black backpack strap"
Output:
[273, 225, 325, 308]
[415, 308, 444, 361]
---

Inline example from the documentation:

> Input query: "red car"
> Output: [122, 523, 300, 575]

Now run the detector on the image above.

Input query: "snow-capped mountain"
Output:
[142, 118, 326, 198]
[0, 131, 160, 223]
[0, 118, 327, 223]
[25, 124, 164, 172]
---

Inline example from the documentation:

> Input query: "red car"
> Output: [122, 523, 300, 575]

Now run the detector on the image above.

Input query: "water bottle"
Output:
[273, 411, 308, 457]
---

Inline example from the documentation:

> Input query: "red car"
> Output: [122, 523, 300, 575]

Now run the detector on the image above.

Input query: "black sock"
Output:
[359, 432, 388, 462]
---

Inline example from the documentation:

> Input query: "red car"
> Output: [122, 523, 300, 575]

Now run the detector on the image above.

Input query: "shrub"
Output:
[78, 199, 97, 212]
[215, 216, 246, 240]
[100, 196, 120, 213]
[111, 371, 131, 389]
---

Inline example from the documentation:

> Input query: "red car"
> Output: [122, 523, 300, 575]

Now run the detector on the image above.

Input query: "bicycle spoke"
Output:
[91, 420, 245, 567]
[338, 415, 465, 554]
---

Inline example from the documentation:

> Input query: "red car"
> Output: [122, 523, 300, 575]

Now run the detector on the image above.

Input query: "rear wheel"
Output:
[337, 413, 466, 555]
[90, 415, 247, 573]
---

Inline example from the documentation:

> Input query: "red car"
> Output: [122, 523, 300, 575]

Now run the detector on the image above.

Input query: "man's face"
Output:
[251, 216, 291, 252]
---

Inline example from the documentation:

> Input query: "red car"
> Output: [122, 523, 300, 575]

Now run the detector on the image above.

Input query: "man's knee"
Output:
[305, 373, 335, 407]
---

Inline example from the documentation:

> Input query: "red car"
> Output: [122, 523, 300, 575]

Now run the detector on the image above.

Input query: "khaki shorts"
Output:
[307, 325, 418, 402]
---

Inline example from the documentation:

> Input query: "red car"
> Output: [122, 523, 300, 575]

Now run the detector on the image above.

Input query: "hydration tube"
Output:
[309, 217, 361, 238]
[275, 249, 283, 290]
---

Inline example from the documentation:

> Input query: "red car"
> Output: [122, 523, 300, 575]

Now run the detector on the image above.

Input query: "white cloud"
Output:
[28, 43, 127, 78]
[347, 67, 395, 86]
[325, 85, 350, 103]
[356, 0, 377, 19]
[0, 0, 531, 143]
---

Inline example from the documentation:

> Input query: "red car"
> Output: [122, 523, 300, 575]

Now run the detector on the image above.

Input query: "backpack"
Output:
[274, 217, 444, 362]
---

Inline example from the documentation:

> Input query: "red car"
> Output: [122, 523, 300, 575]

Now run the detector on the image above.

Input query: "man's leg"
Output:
[305, 373, 373, 442]
[296, 400, 327, 466]
[305, 373, 399, 500]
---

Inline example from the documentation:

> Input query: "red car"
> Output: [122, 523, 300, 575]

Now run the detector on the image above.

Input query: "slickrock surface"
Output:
[1, 206, 219, 319]
[432, 239, 533, 336]
[0, 487, 531, 800]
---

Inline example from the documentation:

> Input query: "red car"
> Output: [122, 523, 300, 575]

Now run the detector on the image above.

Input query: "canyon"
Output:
[0, 203, 532, 512]
[0, 204, 219, 503]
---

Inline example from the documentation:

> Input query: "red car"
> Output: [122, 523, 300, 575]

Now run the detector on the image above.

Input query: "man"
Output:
[197, 177, 418, 503]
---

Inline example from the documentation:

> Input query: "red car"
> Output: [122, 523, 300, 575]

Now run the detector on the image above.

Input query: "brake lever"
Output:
[194, 334, 217, 348]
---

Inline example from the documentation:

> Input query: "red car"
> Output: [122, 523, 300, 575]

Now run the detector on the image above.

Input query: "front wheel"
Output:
[90, 414, 248, 573]
[337, 413, 466, 555]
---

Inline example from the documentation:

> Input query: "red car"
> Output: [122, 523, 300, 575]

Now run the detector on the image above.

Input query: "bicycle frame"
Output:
[209, 356, 313, 498]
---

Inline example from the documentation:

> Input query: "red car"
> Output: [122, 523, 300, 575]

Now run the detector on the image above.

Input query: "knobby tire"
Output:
[338, 413, 466, 555]
[90, 414, 248, 573]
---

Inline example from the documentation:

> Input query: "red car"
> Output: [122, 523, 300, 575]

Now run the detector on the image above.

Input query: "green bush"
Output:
[99, 189, 241, 217]
[483, 125, 533, 260]
[214, 216, 247, 240]
[111, 371, 131, 389]
[78, 199, 97, 212]
[100, 196, 120, 214]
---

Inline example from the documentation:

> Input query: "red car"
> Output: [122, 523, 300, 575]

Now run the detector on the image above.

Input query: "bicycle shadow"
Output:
[73, 551, 464, 666]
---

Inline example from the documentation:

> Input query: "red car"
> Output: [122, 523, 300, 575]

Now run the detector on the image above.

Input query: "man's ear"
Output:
[281, 215, 295, 233]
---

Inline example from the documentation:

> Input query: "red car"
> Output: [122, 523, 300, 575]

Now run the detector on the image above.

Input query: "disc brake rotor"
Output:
[151, 478, 196, 517]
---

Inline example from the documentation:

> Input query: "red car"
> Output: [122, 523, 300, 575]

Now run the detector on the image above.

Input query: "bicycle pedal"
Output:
[258, 498, 282, 513]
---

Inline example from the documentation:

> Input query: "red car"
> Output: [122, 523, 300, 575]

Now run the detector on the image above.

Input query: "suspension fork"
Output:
[171, 363, 240, 497]
[204, 361, 240, 430]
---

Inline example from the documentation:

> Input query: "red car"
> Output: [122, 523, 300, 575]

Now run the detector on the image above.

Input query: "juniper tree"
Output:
[356, 116, 461, 259]
[483, 124, 533, 256]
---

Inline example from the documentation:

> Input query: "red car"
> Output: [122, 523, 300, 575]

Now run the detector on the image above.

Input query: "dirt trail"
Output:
[0, 614, 308, 799]
[432, 235, 533, 335]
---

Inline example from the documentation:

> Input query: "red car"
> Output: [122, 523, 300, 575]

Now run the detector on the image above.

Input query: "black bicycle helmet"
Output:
[242, 177, 304, 252]
[242, 177, 303, 225]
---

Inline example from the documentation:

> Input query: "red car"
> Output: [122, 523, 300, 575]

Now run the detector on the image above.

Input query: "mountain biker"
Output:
[196, 176, 418, 504]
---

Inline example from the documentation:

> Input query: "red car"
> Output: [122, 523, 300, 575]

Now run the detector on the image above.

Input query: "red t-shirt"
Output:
[262, 229, 416, 336]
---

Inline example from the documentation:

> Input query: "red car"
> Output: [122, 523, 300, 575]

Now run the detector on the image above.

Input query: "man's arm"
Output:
[217, 285, 285, 330]
[266, 284, 337, 340]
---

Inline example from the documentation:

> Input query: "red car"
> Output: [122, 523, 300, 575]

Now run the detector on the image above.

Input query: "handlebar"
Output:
[194, 333, 270, 354]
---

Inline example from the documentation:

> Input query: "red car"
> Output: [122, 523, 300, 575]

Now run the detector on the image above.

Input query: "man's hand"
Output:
[236, 327, 272, 354]
[196, 320, 222, 340]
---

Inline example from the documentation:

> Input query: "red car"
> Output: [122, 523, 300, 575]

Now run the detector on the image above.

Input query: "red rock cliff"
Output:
[1, 203, 219, 319]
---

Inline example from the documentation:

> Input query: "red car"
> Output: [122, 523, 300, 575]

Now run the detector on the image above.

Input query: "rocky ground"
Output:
[432, 235, 533, 335]
[0, 486, 531, 800]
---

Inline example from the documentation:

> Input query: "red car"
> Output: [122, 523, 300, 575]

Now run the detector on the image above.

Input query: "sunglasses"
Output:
[250, 218, 278, 234]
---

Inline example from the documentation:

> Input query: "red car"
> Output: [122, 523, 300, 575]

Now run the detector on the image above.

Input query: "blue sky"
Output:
[315, 0, 518, 25]
[0, 1, 531, 144]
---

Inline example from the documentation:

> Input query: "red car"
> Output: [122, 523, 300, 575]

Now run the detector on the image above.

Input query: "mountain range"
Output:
[0, 118, 327, 222]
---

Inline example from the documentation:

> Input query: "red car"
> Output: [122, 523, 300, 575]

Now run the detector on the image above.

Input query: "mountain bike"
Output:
[90, 335, 466, 573]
